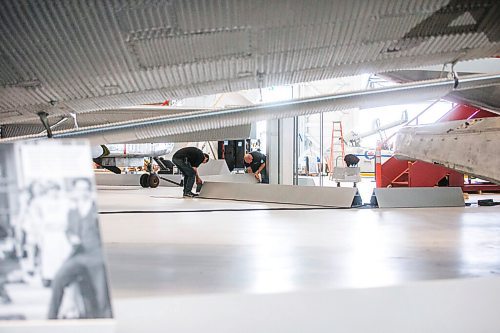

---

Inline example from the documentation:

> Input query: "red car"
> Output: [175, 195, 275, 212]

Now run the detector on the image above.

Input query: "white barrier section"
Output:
[202, 174, 258, 184]
[113, 277, 500, 333]
[198, 160, 231, 176]
[199, 182, 357, 207]
[374, 187, 465, 208]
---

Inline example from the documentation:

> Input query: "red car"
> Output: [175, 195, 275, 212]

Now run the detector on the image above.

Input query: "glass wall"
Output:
[293, 100, 453, 203]
[296, 110, 347, 187]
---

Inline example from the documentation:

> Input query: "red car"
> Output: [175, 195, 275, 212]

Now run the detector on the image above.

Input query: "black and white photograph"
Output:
[0, 141, 112, 321]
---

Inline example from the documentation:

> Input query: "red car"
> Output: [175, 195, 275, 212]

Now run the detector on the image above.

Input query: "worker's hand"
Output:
[254, 172, 261, 181]
[196, 178, 203, 185]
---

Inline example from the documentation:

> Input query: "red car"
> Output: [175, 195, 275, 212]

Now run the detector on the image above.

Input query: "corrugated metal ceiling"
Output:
[0, 0, 498, 127]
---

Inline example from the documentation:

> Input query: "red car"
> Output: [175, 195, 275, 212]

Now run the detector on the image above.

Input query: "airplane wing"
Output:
[1, 0, 499, 132]
[395, 117, 500, 184]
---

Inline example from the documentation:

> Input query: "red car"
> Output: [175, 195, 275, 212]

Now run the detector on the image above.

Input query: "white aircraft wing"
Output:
[395, 117, 500, 183]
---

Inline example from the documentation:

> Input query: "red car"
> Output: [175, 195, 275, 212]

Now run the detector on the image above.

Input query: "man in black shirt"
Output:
[244, 151, 268, 184]
[172, 147, 209, 197]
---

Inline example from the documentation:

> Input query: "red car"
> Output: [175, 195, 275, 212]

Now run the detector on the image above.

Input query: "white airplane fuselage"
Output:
[92, 143, 174, 168]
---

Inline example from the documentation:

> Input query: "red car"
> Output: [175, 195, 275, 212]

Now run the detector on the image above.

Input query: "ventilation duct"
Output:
[2, 73, 499, 144]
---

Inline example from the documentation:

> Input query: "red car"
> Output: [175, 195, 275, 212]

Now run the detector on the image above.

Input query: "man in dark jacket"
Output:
[244, 151, 268, 184]
[172, 147, 209, 197]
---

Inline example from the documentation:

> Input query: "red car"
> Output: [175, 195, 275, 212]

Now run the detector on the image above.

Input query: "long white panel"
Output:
[374, 187, 465, 208]
[199, 182, 357, 207]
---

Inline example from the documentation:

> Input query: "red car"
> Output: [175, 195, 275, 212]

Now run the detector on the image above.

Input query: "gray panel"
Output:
[199, 182, 357, 207]
[202, 174, 258, 184]
[129, 29, 251, 68]
[298, 178, 316, 186]
[198, 160, 230, 176]
[374, 188, 465, 208]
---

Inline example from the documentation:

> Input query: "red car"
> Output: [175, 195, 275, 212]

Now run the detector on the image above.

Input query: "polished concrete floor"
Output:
[97, 186, 500, 299]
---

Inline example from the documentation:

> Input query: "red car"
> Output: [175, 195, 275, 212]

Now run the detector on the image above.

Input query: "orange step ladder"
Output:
[328, 121, 345, 180]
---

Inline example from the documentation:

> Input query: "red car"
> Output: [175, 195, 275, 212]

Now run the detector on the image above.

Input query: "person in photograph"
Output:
[0, 217, 15, 305]
[33, 181, 73, 288]
[20, 181, 45, 278]
[47, 178, 111, 319]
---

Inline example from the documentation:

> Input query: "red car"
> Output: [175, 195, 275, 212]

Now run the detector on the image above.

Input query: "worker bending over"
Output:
[244, 151, 268, 184]
[172, 147, 209, 197]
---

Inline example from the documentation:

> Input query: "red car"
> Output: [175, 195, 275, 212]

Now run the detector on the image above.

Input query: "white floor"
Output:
[3, 185, 499, 333]
[97, 186, 500, 299]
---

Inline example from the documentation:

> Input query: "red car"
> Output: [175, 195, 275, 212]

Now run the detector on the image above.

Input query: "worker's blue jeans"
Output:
[172, 157, 196, 194]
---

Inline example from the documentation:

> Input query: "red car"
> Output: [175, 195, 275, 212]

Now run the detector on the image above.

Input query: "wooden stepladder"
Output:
[328, 121, 345, 180]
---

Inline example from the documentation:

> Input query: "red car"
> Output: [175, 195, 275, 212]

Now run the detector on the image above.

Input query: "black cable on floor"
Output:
[150, 195, 371, 209]
[99, 206, 354, 214]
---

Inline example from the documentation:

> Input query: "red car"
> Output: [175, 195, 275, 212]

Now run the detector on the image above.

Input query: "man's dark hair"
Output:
[204, 153, 210, 162]
[344, 154, 360, 167]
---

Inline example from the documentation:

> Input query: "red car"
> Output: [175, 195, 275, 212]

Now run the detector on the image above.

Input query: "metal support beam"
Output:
[266, 119, 279, 184]
[278, 118, 294, 185]
[319, 112, 324, 187]
[37, 112, 53, 138]
[293, 116, 299, 185]
[38, 117, 68, 136]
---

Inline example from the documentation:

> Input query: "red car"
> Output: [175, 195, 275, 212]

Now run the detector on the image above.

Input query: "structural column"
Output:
[266, 118, 295, 185]
[279, 118, 294, 185]
[266, 119, 279, 184]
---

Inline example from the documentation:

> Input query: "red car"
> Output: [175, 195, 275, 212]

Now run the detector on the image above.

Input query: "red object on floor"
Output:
[379, 156, 409, 188]
[408, 161, 462, 187]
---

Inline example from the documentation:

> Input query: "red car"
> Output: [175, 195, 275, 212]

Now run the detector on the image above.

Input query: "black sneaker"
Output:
[183, 192, 199, 198]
